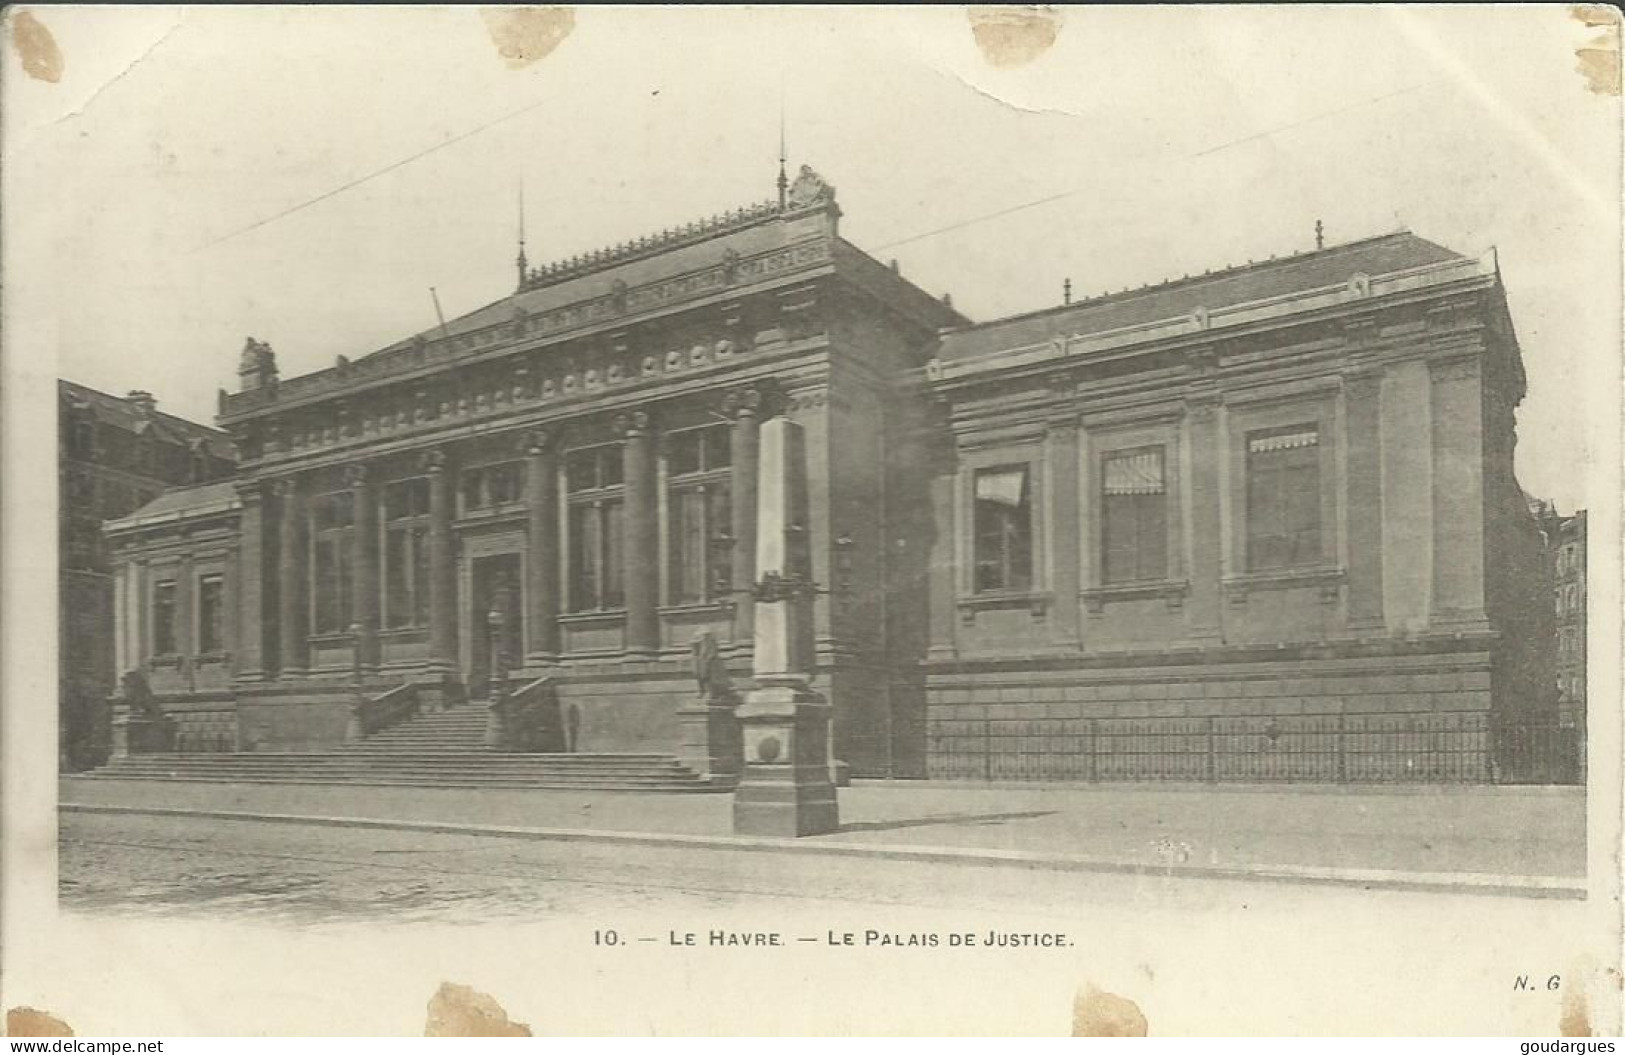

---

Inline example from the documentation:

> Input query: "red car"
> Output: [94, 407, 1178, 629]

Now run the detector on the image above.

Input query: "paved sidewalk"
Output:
[60, 776, 1585, 886]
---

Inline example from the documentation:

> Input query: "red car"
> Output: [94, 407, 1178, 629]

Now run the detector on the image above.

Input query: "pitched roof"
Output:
[59, 379, 236, 461]
[106, 479, 240, 531]
[937, 232, 1465, 361]
[370, 215, 804, 357]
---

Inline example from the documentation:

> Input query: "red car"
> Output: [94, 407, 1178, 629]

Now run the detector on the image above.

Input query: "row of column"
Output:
[234, 386, 766, 680]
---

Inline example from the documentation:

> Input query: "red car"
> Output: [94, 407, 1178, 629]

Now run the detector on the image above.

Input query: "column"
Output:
[1428, 352, 1488, 629]
[233, 480, 267, 681]
[1184, 396, 1224, 643]
[1044, 417, 1081, 647]
[424, 449, 458, 671]
[1342, 365, 1385, 631]
[348, 463, 380, 669]
[726, 388, 761, 646]
[524, 430, 560, 661]
[1380, 359, 1434, 633]
[276, 476, 309, 675]
[618, 410, 660, 656]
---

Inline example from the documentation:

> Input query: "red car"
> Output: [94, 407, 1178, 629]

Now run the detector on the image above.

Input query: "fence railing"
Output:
[928, 713, 1583, 785]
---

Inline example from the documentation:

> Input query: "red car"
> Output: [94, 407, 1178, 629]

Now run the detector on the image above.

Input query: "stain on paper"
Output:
[1560, 980, 1593, 1037]
[425, 982, 533, 1037]
[1071, 985, 1148, 1037]
[968, 6, 1062, 69]
[6, 1008, 74, 1037]
[480, 7, 576, 70]
[9, 10, 63, 84]
[1571, 4, 1621, 96]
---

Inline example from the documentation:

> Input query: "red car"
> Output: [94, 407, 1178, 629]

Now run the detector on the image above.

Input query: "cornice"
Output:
[924, 251, 1498, 392]
[220, 238, 837, 425]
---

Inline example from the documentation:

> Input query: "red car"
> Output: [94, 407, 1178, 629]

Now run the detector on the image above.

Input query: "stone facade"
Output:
[59, 381, 235, 769]
[921, 234, 1557, 782]
[98, 174, 1560, 783]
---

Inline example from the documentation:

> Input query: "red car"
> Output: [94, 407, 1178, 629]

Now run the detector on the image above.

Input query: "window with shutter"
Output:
[1102, 446, 1168, 583]
[1245, 426, 1321, 571]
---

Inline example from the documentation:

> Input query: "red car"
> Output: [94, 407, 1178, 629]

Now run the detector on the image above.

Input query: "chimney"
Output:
[126, 390, 156, 417]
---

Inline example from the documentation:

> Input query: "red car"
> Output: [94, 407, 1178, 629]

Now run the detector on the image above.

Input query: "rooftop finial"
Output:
[1063, 277, 1072, 305]
[516, 175, 530, 290]
[1315, 218, 1324, 251]
[776, 89, 788, 210]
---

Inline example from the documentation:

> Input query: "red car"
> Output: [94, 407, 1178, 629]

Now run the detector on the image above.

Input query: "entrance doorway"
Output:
[468, 553, 523, 700]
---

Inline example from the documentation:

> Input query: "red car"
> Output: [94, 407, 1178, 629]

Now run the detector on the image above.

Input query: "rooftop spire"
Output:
[1315, 218, 1324, 251]
[516, 175, 529, 291]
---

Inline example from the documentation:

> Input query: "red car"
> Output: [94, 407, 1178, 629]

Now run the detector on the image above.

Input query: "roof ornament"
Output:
[777, 90, 789, 210]
[786, 165, 835, 209]
[1315, 219, 1325, 250]
[1063, 277, 1072, 305]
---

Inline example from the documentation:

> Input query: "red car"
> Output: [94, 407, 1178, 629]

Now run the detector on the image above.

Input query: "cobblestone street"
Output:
[45, 808, 1609, 1035]
[61, 809, 1279, 926]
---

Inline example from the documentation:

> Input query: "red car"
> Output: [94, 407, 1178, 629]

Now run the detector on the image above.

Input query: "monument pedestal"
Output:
[733, 677, 839, 837]
[677, 698, 742, 786]
[111, 713, 174, 757]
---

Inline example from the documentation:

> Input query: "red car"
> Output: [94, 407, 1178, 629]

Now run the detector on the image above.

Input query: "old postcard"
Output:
[2, 4, 1621, 1037]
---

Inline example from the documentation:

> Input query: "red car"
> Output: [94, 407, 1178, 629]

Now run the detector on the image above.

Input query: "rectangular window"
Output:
[310, 492, 354, 635]
[570, 499, 624, 610]
[152, 580, 177, 655]
[461, 461, 524, 512]
[383, 478, 430, 629]
[973, 465, 1033, 593]
[567, 443, 626, 612]
[1246, 426, 1321, 571]
[1102, 446, 1168, 583]
[667, 426, 732, 604]
[567, 445, 622, 493]
[197, 574, 224, 653]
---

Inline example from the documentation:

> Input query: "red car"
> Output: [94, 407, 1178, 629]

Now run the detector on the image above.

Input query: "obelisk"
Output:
[732, 416, 839, 837]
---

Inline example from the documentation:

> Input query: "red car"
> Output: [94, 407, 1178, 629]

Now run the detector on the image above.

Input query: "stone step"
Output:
[91, 745, 719, 792]
[83, 773, 719, 792]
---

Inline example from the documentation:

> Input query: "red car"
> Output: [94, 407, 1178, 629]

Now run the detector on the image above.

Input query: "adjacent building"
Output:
[59, 381, 235, 769]
[98, 168, 1565, 783]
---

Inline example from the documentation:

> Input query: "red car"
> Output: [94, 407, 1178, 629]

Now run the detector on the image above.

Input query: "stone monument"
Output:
[732, 416, 839, 836]
[677, 629, 743, 785]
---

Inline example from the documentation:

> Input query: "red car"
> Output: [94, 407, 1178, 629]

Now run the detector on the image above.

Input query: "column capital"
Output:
[722, 381, 782, 421]
[613, 409, 654, 437]
[420, 448, 447, 474]
[1184, 393, 1221, 424]
[234, 478, 269, 504]
[344, 462, 371, 489]
[722, 387, 763, 421]
[1184, 342, 1221, 378]
[1426, 350, 1482, 383]
[523, 429, 552, 456]
[267, 474, 303, 499]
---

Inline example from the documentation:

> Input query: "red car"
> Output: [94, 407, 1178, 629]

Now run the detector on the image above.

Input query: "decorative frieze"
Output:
[223, 236, 834, 421]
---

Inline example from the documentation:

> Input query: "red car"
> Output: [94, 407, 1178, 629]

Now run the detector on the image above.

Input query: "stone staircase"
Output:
[90, 703, 720, 792]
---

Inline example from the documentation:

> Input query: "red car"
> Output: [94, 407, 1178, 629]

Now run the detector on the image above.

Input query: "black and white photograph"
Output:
[2, 4, 1621, 1037]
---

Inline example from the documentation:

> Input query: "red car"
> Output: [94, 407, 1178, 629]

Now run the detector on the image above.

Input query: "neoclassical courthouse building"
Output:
[99, 166, 1562, 786]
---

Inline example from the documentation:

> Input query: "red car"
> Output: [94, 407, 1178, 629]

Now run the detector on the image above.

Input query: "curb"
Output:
[60, 802, 1586, 900]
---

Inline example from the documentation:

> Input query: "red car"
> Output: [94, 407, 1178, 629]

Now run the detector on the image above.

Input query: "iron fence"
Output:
[928, 712, 1582, 785]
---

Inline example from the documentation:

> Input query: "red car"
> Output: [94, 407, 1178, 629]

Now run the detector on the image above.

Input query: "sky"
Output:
[5, 5, 1619, 511]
